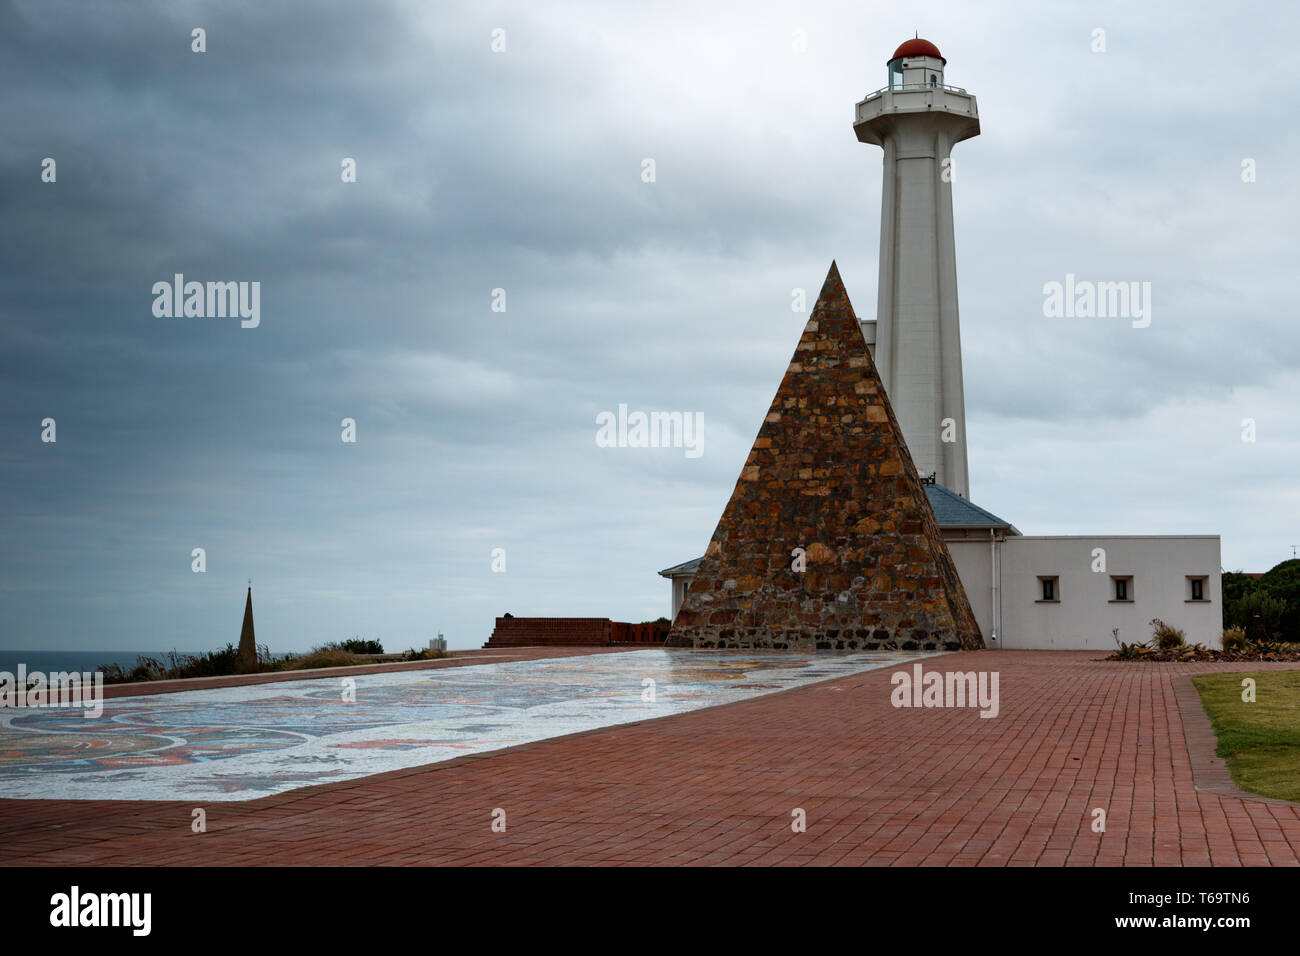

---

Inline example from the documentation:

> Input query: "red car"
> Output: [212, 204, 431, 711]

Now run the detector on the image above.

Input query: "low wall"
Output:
[483, 618, 667, 649]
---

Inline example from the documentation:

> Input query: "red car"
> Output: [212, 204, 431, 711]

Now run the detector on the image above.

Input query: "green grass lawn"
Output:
[1191, 671, 1300, 802]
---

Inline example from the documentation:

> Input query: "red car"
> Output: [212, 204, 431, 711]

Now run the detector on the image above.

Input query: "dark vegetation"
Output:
[100, 638, 449, 685]
[1222, 559, 1300, 642]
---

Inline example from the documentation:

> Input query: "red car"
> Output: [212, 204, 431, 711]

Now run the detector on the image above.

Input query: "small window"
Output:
[1111, 575, 1134, 603]
[930, 74, 937, 87]
[1037, 575, 1059, 603]
[1187, 576, 1208, 602]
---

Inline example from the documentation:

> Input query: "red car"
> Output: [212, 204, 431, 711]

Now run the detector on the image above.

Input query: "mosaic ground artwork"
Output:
[0, 649, 937, 802]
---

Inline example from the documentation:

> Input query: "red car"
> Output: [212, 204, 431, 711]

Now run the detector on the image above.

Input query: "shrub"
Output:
[1110, 628, 1150, 658]
[1227, 591, 1287, 640]
[1151, 618, 1186, 650]
[285, 649, 363, 670]
[1259, 559, 1300, 638]
[1112, 641, 1151, 659]
[339, 638, 384, 655]
[401, 647, 451, 661]
[1221, 627, 1248, 653]
[1223, 561, 1300, 642]
[99, 662, 130, 684]
[316, 638, 384, 655]
[169, 644, 244, 678]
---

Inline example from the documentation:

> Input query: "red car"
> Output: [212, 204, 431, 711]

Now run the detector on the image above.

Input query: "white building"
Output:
[658, 39, 1223, 652]
[951, 531, 1220, 650]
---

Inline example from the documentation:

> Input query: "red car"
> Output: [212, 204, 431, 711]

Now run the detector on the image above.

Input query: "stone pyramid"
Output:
[665, 262, 983, 652]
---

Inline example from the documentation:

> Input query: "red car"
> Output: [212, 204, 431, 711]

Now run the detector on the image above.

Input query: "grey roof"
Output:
[658, 556, 703, 576]
[659, 484, 1017, 576]
[923, 483, 1018, 532]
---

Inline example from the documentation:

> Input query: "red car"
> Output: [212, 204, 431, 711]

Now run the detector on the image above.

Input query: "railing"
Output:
[863, 83, 969, 98]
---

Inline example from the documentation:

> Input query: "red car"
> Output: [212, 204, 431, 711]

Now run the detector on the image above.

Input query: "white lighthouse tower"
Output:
[854, 38, 979, 499]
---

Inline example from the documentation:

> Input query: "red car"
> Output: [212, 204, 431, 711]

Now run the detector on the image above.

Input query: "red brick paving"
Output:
[2, 650, 1298, 866]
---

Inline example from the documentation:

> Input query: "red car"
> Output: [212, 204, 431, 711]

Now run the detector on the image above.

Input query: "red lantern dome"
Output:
[889, 38, 945, 64]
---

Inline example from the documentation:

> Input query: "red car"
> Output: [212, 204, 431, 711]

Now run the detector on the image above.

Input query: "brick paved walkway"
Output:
[2, 650, 1298, 866]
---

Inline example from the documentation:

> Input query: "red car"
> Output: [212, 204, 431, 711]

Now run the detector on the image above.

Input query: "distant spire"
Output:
[238, 585, 257, 669]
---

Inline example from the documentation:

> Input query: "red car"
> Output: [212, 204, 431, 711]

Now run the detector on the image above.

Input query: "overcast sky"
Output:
[2, 0, 1297, 653]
